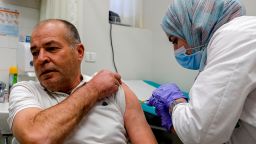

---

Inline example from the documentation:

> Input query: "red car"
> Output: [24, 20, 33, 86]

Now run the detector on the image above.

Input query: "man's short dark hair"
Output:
[35, 19, 81, 46]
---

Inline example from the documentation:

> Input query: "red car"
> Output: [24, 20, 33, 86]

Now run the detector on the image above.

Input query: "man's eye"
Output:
[46, 47, 58, 52]
[31, 51, 39, 56]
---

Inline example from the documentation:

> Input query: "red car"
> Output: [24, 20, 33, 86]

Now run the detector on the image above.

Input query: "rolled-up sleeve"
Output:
[8, 82, 42, 129]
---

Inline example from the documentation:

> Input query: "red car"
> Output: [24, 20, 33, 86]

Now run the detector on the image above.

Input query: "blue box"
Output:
[25, 36, 31, 43]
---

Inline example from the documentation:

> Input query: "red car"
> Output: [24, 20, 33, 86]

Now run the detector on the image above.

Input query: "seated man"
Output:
[8, 19, 157, 144]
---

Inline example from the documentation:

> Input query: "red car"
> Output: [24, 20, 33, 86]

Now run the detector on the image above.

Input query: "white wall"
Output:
[0, 2, 39, 85]
[111, 25, 153, 80]
[78, 0, 114, 75]
[79, 0, 153, 80]
[241, 0, 256, 15]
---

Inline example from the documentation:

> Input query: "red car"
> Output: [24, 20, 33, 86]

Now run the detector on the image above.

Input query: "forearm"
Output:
[16, 84, 98, 144]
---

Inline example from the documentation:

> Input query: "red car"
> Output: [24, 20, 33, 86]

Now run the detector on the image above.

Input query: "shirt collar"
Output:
[43, 75, 90, 97]
[70, 75, 88, 94]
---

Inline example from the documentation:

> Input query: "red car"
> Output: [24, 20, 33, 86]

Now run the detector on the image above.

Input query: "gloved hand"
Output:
[152, 83, 187, 107]
[148, 97, 172, 131]
[147, 83, 187, 131]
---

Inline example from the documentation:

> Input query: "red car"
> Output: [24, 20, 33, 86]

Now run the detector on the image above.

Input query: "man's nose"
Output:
[37, 49, 50, 64]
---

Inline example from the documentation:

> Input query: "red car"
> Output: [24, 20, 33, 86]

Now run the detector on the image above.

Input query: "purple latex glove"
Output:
[148, 83, 186, 131]
[148, 97, 172, 131]
[152, 83, 186, 107]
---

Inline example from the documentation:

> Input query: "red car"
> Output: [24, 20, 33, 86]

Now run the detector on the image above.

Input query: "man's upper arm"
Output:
[122, 83, 157, 144]
[8, 82, 42, 138]
[8, 82, 41, 126]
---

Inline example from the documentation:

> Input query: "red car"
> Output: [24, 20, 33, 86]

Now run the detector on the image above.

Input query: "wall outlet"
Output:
[85, 52, 96, 63]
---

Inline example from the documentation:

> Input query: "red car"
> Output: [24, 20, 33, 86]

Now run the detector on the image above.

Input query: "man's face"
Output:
[30, 21, 84, 92]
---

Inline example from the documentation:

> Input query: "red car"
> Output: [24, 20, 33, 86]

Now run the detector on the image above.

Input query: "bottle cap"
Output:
[9, 66, 18, 74]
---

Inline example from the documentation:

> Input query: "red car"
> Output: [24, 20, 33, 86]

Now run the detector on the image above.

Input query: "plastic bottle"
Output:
[9, 66, 18, 93]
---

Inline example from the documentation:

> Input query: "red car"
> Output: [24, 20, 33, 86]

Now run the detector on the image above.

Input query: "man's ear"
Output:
[76, 43, 84, 60]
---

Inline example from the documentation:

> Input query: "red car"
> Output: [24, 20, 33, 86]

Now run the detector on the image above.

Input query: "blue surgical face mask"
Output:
[174, 45, 204, 70]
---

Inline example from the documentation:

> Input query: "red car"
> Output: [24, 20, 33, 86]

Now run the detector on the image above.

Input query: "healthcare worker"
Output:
[148, 0, 256, 143]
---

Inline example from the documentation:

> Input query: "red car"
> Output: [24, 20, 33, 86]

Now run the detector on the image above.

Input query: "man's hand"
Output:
[86, 70, 122, 100]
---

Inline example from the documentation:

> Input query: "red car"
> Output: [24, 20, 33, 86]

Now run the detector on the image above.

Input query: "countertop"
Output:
[0, 102, 11, 134]
[0, 102, 9, 113]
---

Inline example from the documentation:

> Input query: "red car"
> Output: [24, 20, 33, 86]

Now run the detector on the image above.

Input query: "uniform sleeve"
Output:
[8, 82, 42, 129]
[172, 19, 256, 144]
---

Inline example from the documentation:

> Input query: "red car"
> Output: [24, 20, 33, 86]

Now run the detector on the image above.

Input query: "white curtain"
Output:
[109, 0, 143, 28]
[40, 0, 79, 27]
[40, 0, 143, 28]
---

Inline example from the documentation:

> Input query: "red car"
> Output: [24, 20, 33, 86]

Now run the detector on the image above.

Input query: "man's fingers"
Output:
[113, 73, 121, 84]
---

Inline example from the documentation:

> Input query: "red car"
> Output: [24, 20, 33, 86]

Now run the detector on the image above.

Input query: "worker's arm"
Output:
[122, 83, 157, 144]
[11, 70, 121, 144]
[172, 26, 255, 143]
[169, 98, 187, 134]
